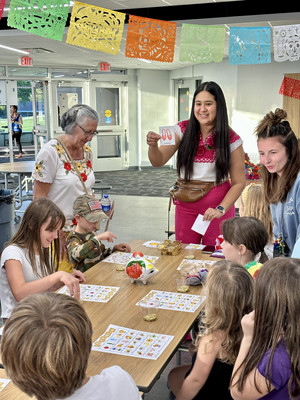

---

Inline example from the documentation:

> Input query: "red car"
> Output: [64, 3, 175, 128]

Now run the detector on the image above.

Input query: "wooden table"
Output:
[84, 240, 214, 393]
[0, 369, 31, 400]
[0, 240, 214, 398]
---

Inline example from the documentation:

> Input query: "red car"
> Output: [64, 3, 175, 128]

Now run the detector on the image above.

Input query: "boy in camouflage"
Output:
[67, 194, 131, 272]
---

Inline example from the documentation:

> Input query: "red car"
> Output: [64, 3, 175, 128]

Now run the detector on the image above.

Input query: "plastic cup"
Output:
[174, 274, 189, 293]
[139, 300, 159, 322]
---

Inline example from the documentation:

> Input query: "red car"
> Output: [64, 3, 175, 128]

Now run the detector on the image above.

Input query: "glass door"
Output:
[0, 79, 38, 161]
[91, 81, 128, 171]
[32, 81, 49, 155]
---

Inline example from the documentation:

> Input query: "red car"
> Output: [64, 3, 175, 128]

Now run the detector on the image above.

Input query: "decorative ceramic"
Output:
[125, 251, 158, 284]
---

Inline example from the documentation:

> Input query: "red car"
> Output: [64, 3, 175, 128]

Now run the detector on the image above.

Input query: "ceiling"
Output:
[0, 0, 299, 71]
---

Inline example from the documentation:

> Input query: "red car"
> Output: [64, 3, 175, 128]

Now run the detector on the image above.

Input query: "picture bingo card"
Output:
[104, 251, 159, 265]
[57, 284, 120, 303]
[142, 240, 162, 248]
[177, 259, 216, 271]
[185, 243, 205, 250]
[0, 378, 10, 392]
[92, 324, 174, 360]
[138, 290, 205, 313]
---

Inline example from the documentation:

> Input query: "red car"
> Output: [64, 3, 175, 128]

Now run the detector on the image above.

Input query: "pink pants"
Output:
[175, 181, 235, 246]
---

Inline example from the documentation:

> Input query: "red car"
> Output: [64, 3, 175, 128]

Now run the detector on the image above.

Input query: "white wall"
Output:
[128, 59, 300, 167]
[128, 69, 171, 167]
[126, 59, 300, 168]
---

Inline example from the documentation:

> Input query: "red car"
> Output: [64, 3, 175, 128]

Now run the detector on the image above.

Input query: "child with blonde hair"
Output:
[0, 198, 85, 319]
[239, 183, 273, 259]
[221, 217, 269, 279]
[168, 260, 254, 399]
[231, 258, 300, 399]
[1, 292, 142, 400]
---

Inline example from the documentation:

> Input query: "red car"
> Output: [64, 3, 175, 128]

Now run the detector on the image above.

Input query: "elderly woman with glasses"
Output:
[32, 104, 99, 272]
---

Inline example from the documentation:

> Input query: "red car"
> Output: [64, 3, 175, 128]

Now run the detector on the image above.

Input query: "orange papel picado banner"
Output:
[125, 15, 177, 63]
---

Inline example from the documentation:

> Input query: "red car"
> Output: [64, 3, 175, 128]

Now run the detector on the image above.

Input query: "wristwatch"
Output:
[215, 205, 225, 215]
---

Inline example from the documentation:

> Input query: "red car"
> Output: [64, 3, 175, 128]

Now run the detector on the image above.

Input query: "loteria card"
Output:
[185, 243, 205, 250]
[92, 324, 174, 360]
[191, 214, 211, 235]
[57, 284, 120, 303]
[143, 240, 162, 248]
[138, 290, 205, 313]
[159, 125, 175, 145]
[104, 251, 159, 265]
[177, 259, 216, 271]
[0, 378, 10, 392]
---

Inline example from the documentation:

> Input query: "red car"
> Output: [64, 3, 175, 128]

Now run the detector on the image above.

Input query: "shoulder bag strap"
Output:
[56, 137, 89, 195]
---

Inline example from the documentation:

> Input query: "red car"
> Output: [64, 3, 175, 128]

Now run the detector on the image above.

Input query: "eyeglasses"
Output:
[75, 122, 99, 137]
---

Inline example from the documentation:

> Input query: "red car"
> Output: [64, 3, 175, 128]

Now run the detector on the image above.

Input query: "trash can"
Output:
[0, 189, 15, 252]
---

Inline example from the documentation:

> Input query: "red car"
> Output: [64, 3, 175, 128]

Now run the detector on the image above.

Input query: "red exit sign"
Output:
[18, 56, 33, 66]
[98, 62, 110, 72]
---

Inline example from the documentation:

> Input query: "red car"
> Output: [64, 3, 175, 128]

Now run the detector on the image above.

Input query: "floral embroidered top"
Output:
[32, 139, 95, 224]
[174, 120, 243, 182]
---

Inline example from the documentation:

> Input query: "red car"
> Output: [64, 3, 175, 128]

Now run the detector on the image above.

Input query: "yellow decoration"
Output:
[66, 1, 125, 55]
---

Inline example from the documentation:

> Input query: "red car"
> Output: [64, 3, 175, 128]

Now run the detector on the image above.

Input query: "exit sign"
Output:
[18, 56, 33, 66]
[98, 62, 110, 72]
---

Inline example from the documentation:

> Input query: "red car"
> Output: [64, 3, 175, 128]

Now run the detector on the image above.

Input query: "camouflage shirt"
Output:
[67, 231, 112, 272]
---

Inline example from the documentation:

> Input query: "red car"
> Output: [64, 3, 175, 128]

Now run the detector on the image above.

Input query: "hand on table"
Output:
[113, 243, 131, 253]
[59, 270, 86, 299]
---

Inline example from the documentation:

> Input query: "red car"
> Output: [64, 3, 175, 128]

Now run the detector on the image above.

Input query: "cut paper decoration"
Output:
[279, 76, 300, 100]
[0, 0, 6, 21]
[229, 27, 271, 65]
[125, 15, 177, 62]
[273, 24, 300, 62]
[179, 24, 226, 63]
[7, 0, 70, 41]
[67, 1, 125, 55]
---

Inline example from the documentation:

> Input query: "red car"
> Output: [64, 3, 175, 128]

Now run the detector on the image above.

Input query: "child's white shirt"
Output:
[60, 366, 142, 400]
[0, 245, 42, 318]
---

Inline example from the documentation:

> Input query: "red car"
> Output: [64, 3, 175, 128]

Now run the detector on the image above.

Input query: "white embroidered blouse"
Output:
[174, 119, 243, 181]
[32, 139, 95, 224]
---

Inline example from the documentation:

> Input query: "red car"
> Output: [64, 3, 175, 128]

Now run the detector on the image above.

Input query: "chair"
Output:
[176, 328, 197, 365]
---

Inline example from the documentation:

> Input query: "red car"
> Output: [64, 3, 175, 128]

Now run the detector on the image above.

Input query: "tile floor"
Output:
[9, 194, 191, 400]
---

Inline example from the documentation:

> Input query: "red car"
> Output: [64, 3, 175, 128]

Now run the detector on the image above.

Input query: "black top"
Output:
[185, 352, 234, 399]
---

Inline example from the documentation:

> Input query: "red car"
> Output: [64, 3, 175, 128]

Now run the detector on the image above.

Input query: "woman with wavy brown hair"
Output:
[256, 108, 300, 256]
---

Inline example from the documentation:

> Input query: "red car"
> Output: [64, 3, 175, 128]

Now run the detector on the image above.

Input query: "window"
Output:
[178, 88, 190, 121]
[96, 87, 120, 126]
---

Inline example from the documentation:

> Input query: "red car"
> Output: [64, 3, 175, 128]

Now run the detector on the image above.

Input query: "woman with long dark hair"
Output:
[147, 81, 245, 245]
